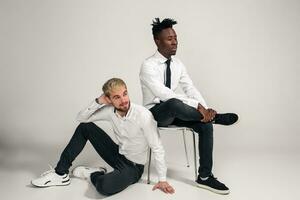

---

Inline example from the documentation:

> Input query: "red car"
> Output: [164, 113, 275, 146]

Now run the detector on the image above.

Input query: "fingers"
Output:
[166, 185, 175, 194]
[161, 185, 174, 194]
[152, 184, 158, 191]
[206, 108, 216, 121]
[201, 114, 211, 123]
[211, 109, 217, 118]
[162, 187, 168, 193]
[152, 183, 175, 194]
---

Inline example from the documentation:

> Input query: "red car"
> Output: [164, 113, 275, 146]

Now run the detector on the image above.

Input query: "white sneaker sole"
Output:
[31, 179, 70, 188]
[196, 183, 230, 195]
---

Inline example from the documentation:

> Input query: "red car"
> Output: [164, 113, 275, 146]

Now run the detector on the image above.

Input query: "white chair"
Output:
[147, 126, 198, 184]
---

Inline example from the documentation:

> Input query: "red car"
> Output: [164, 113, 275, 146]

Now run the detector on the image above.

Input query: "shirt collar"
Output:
[154, 50, 173, 64]
[114, 102, 133, 119]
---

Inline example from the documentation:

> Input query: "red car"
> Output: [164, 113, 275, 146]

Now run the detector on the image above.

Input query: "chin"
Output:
[118, 105, 129, 112]
[122, 108, 129, 113]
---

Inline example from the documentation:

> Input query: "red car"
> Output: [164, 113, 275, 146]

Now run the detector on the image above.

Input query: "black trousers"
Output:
[55, 122, 144, 196]
[150, 98, 213, 178]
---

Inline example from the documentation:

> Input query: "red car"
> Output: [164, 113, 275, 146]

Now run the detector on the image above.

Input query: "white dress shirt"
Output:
[140, 51, 208, 109]
[76, 100, 167, 181]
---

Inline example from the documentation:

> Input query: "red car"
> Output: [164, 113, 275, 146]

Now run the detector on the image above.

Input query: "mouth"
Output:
[120, 102, 129, 107]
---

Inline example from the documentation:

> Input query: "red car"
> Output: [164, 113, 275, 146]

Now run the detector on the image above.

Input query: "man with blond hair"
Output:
[31, 78, 174, 196]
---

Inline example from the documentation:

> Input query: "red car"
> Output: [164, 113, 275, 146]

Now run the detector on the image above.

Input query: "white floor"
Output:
[1, 136, 299, 200]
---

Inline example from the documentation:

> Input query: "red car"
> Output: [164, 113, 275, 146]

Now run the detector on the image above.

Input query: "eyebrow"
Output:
[111, 91, 127, 99]
[112, 95, 120, 99]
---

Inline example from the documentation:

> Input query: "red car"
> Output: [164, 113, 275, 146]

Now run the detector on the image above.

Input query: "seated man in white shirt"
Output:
[31, 78, 174, 196]
[139, 18, 238, 195]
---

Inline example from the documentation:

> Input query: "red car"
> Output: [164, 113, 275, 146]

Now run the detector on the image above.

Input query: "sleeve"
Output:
[141, 112, 167, 181]
[179, 63, 208, 109]
[76, 100, 112, 123]
[140, 62, 200, 108]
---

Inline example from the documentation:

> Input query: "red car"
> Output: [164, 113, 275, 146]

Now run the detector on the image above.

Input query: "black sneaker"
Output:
[196, 175, 230, 195]
[213, 113, 239, 126]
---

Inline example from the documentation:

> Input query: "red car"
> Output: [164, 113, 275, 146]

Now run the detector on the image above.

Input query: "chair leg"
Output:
[182, 129, 190, 167]
[192, 131, 198, 181]
[147, 148, 152, 184]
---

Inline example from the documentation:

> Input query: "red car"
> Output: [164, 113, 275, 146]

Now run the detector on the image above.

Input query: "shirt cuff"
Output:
[90, 99, 105, 109]
[158, 176, 167, 182]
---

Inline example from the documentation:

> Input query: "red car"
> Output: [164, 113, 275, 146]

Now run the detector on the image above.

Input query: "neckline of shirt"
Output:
[114, 103, 133, 120]
[154, 50, 173, 64]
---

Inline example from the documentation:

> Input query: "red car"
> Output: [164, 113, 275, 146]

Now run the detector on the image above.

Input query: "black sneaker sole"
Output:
[196, 182, 230, 195]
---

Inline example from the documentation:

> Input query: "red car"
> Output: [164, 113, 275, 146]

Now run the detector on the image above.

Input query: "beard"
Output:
[115, 101, 130, 113]
[170, 48, 177, 55]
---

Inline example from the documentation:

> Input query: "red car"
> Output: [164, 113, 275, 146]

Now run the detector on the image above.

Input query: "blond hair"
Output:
[102, 78, 127, 97]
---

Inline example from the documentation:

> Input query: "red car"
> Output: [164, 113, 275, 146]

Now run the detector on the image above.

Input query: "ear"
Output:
[154, 38, 160, 47]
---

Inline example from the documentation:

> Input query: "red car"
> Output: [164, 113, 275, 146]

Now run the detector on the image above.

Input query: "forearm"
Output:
[76, 99, 110, 122]
[152, 149, 167, 181]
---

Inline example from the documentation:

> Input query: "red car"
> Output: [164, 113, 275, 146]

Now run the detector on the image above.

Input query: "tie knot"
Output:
[165, 59, 171, 65]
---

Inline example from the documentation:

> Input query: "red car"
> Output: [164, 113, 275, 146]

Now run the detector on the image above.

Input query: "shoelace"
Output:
[40, 164, 55, 176]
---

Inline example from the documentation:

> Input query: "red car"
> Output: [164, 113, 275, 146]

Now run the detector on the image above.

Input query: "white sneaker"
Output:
[72, 166, 107, 180]
[31, 166, 70, 187]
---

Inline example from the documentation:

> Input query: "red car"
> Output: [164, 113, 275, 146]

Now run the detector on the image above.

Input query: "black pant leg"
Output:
[55, 122, 119, 174]
[90, 157, 144, 196]
[171, 118, 213, 178]
[150, 98, 213, 178]
[150, 98, 203, 127]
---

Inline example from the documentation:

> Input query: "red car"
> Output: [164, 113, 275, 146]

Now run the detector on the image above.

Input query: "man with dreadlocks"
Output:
[139, 18, 239, 195]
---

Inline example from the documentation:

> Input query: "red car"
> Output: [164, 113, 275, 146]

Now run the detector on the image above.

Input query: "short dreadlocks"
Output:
[151, 18, 177, 39]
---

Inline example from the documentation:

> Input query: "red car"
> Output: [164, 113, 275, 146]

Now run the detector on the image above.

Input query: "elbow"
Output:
[76, 113, 86, 123]
[76, 116, 83, 123]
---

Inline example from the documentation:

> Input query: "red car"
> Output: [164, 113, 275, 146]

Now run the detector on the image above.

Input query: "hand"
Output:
[207, 108, 217, 121]
[96, 94, 111, 105]
[152, 181, 175, 194]
[197, 104, 217, 123]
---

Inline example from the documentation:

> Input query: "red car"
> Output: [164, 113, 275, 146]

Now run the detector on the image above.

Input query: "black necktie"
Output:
[165, 59, 171, 88]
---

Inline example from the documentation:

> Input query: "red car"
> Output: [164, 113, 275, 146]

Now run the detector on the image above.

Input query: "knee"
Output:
[77, 122, 94, 130]
[203, 122, 213, 130]
[75, 122, 95, 137]
[194, 122, 213, 134]
[164, 98, 184, 109]
[96, 185, 111, 196]
[94, 178, 118, 196]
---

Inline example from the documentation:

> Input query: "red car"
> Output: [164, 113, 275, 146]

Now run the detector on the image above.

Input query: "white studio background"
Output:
[0, 0, 299, 176]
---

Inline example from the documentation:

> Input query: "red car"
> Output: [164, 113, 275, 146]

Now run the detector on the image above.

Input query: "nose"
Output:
[172, 39, 177, 45]
[120, 97, 127, 104]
